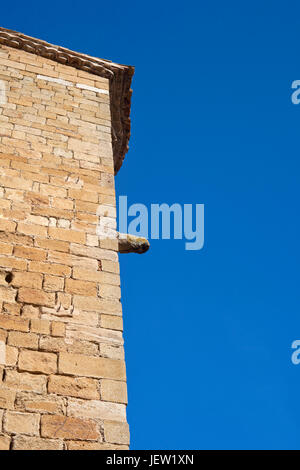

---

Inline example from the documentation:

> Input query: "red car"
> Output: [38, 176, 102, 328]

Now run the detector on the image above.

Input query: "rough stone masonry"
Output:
[0, 27, 136, 450]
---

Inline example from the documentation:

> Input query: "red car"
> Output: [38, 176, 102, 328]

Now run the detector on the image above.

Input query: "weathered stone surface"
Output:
[100, 344, 125, 361]
[73, 267, 120, 286]
[41, 415, 99, 440]
[0, 315, 29, 332]
[3, 371, 47, 394]
[51, 321, 65, 337]
[5, 346, 18, 367]
[22, 305, 40, 320]
[66, 324, 123, 346]
[12, 271, 43, 289]
[101, 379, 128, 404]
[30, 319, 51, 335]
[0, 434, 11, 450]
[15, 392, 65, 415]
[12, 436, 64, 450]
[43, 275, 64, 292]
[65, 279, 97, 296]
[0, 387, 16, 410]
[18, 288, 55, 307]
[103, 420, 130, 445]
[39, 336, 98, 356]
[8, 331, 39, 349]
[0, 286, 17, 303]
[4, 411, 40, 436]
[67, 398, 126, 422]
[48, 375, 99, 400]
[19, 350, 57, 374]
[73, 296, 122, 315]
[2, 302, 21, 316]
[59, 352, 126, 380]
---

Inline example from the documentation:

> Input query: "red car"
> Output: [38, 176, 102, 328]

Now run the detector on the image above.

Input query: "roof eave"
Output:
[0, 27, 134, 174]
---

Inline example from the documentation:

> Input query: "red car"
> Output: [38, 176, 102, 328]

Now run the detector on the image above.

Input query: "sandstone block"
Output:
[100, 344, 125, 361]
[11, 271, 43, 289]
[5, 346, 18, 366]
[14, 246, 46, 261]
[2, 302, 21, 316]
[101, 379, 127, 404]
[8, 331, 39, 349]
[73, 296, 122, 315]
[19, 350, 57, 374]
[18, 288, 55, 307]
[15, 392, 65, 415]
[0, 434, 10, 450]
[0, 315, 29, 332]
[73, 267, 120, 286]
[100, 314, 123, 331]
[59, 352, 126, 380]
[48, 375, 99, 400]
[22, 305, 40, 319]
[4, 411, 39, 436]
[0, 286, 17, 303]
[35, 238, 69, 253]
[48, 227, 85, 244]
[3, 370, 47, 394]
[65, 278, 97, 296]
[51, 321, 65, 337]
[29, 261, 71, 277]
[43, 275, 64, 292]
[0, 387, 16, 410]
[67, 397, 126, 422]
[30, 319, 51, 335]
[100, 284, 121, 300]
[41, 415, 99, 440]
[12, 436, 64, 450]
[17, 222, 47, 238]
[0, 219, 16, 233]
[103, 420, 130, 445]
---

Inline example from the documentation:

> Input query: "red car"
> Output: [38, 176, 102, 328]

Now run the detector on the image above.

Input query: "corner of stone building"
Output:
[0, 27, 134, 451]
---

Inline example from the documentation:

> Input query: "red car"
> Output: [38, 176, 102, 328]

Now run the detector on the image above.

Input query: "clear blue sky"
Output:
[3, 0, 300, 450]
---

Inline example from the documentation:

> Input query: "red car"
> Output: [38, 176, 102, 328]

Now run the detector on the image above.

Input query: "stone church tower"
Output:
[0, 27, 142, 450]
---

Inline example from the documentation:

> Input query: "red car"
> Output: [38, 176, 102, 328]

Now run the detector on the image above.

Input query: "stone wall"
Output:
[0, 44, 129, 450]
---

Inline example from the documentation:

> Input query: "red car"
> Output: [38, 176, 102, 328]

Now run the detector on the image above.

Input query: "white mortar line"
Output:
[37, 74, 73, 86]
[37, 74, 108, 95]
[76, 83, 109, 95]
